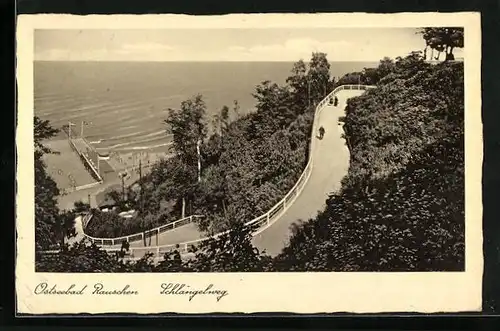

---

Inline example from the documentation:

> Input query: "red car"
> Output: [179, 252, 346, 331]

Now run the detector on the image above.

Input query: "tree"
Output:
[105, 190, 127, 210]
[377, 57, 396, 78]
[139, 213, 156, 247]
[232, 100, 242, 120]
[73, 201, 91, 213]
[34, 116, 62, 250]
[34, 116, 59, 154]
[252, 80, 295, 136]
[362, 57, 395, 85]
[307, 52, 331, 102]
[211, 105, 230, 150]
[164, 95, 208, 217]
[84, 209, 125, 238]
[34, 154, 59, 250]
[193, 165, 229, 231]
[419, 27, 464, 61]
[286, 59, 309, 110]
[336, 72, 364, 86]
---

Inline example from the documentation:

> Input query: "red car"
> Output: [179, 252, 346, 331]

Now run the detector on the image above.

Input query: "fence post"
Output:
[156, 247, 160, 257]
[184, 243, 188, 252]
[267, 213, 270, 225]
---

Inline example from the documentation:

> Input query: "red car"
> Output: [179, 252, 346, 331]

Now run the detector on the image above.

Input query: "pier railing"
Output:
[67, 138, 104, 183]
[90, 84, 376, 259]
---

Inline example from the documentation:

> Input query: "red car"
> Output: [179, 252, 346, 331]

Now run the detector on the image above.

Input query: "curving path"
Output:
[252, 89, 364, 256]
[84, 87, 370, 259]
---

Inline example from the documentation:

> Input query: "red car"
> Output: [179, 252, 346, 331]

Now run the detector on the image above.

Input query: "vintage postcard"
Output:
[16, 12, 482, 314]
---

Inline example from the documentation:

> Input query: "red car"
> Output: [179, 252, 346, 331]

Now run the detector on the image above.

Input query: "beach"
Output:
[43, 139, 97, 192]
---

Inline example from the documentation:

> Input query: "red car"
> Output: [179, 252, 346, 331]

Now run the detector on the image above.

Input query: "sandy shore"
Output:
[105, 150, 172, 174]
[56, 150, 174, 211]
[43, 139, 96, 191]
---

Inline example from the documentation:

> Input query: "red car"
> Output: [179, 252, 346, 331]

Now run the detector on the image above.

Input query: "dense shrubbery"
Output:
[85, 209, 182, 243]
[273, 56, 465, 271]
[36, 242, 132, 272]
[34, 117, 77, 251]
[344, 53, 463, 183]
[274, 138, 464, 271]
[192, 88, 315, 232]
[84, 210, 130, 238]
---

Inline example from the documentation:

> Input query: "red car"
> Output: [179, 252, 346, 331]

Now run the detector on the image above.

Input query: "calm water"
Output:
[34, 61, 375, 152]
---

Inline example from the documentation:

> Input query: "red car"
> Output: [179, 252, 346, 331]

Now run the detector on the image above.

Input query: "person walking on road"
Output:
[318, 126, 325, 139]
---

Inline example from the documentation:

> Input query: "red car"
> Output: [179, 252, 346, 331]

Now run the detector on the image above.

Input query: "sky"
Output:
[34, 28, 464, 62]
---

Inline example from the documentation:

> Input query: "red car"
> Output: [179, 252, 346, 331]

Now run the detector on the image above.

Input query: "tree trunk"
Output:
[197, 140, 202, 183]
[139, 160, 143, 211]
[60, 223, 65, 249]
[446, 46, 455, 61]
[222, 199, 227, 218]
[121, 176, 125, 201]
[345, 134, 353, 152]
[220, 128, 224, 150]
[181, 197, 186, 218]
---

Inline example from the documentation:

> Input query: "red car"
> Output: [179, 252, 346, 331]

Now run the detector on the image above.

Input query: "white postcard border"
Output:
[16, 12, 483, 314]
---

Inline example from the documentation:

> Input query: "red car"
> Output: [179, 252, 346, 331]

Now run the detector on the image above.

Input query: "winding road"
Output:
[252, 89, 363, 256]
[77, 87, 371, 259]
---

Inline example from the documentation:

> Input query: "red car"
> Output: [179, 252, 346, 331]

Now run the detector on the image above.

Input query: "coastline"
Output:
[53, 142, 173, 211]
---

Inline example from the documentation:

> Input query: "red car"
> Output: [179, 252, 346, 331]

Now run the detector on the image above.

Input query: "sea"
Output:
[34, 61, 376, 153]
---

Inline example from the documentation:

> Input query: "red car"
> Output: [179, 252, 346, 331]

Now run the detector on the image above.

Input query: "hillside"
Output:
[274, 54, 465, 271]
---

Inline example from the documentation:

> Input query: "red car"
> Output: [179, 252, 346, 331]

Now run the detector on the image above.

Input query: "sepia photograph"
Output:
[16, 13, 482, 314]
